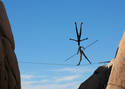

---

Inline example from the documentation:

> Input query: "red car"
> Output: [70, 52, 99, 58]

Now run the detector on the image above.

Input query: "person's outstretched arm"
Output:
[80, 38, 88, 41]
[69, 38, 77, 42]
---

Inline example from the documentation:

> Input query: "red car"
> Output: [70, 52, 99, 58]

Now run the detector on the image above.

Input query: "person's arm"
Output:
[75, 22, 79, 38]
[80, 22, 83, 37]
[80, 38, 88, 41]
[69, 38, 77, 42]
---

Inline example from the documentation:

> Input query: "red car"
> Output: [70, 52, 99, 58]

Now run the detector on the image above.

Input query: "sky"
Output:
[2, 0, 125, 89]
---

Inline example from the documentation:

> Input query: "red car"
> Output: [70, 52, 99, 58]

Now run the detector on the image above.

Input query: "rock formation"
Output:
[78, 32, 125, 89]
[0, 1, 21, 89]
[78, 65, 112, 89]
[106, 32, 125, 89]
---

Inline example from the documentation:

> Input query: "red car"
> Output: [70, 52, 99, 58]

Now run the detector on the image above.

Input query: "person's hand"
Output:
[85, 38, 88, 40]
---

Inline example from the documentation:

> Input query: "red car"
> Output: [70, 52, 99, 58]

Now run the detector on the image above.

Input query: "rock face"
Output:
[78, 65, 112, 89]
[0, 1, 21, 89]
[106, 32, 125, 89]
[78, 32, 125, 89]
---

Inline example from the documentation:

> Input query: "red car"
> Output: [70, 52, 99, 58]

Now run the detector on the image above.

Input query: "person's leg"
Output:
[77, 48, 80, 55]
[77, 52, 82, 66]
[82, 51, 91, 64]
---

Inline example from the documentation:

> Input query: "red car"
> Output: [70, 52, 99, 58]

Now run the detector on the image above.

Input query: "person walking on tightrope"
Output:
[69, 22, 91, 66]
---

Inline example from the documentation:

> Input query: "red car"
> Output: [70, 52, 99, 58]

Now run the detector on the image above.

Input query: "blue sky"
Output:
[3, 0, 125, 89]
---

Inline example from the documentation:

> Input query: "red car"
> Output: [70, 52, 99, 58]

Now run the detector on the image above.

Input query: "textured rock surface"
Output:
[78, 65, 112, 89]
[106, 32, 125, 89]
[0, 1, 15, 50]
[78, 32, 125, 89]
[0, 1, 21, 89]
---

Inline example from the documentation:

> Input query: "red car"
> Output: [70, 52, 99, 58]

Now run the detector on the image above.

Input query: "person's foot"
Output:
[77, 63, 80, 66]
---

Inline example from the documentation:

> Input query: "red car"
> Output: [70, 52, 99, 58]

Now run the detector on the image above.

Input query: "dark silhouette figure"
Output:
[77, 45, 91, 66]
[70, 22, 88, 46]
[69, 22, 91, 66]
